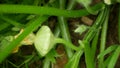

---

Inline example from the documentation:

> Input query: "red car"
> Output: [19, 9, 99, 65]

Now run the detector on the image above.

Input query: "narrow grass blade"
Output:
[0, 22, 10, 31]
[0, 16, 24, 28]
[108, 46, 120, 68]
[98, 45, 118, 59]
[103, 53, 113, 68]
[65, 49, 83, 68]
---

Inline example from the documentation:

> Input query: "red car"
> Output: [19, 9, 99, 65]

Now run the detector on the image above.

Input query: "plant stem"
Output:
[18, 55, 34, 67]
[58, 0, 74, 58]
[7, 60, 18, 68]
[100, 7, 109, 54]
[85, 5, 98, 15]
[55, 38, 79, 51]
[91, 30, 100, 60]
[0, 3, 104, 17]
[82, 41, 95, 68]
[58, 17, 74, 58]
[43, 58, 50, 68]
[67, 0, 76, 10]
[83, 9, 105, 42]
[53, 23, 61, 37]
[99, 6, 109, 68]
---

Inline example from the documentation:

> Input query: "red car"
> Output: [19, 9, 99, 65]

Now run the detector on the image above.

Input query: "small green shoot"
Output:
[74, 24, 89, 35]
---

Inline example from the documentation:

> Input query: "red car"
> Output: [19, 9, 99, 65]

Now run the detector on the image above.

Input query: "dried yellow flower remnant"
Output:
[21, 33, 35, 45]
[14, 29, 24, 39]
[12, 46, 20, 53]
[12, 29, 35, 53]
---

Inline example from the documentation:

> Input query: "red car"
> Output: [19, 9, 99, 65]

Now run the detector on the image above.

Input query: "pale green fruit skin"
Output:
[104, 0, 120, 5]
[104, 0, 112, 5]
[117, 0, 120, 2]
[34, 26, 55, 56]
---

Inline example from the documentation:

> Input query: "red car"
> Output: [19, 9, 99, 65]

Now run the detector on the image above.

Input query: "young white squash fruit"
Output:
[34, 26, 56, 56]
[104, 0, 120, 5]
